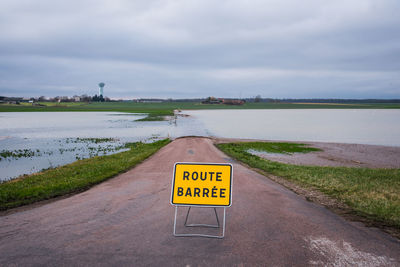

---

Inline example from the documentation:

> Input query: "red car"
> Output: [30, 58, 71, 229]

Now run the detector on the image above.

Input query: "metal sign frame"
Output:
[171, 162, 232, 238]
[173, 206, 226, 238]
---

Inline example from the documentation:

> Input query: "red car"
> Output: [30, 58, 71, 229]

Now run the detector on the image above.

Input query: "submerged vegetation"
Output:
[68, 137, 118, 143]
[0, 149, 39, 161]
[217, 142, 400, 229]
[0, 138, 126, 163]
[135, 113, 169, 121]
[0, 139, 170, 210]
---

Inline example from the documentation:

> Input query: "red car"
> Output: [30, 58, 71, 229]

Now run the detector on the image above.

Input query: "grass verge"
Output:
[0, 139, 170, 210]
[239, 141, 321, 154]
[217, 142, 400, 229]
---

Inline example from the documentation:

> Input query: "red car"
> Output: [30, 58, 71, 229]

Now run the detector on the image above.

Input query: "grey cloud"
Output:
[0, 0, 399, 98]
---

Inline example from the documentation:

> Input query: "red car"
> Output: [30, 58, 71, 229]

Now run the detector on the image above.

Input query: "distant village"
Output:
[1, 94, 399, 105]
[0, 94, 109, 105]
[0, 95, 248, 105]
[2, 81, 400, 105]
[1, 82, 244, 105]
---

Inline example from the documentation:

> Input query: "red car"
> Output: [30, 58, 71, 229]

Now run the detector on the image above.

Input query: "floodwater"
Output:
[1, 109, 400, 181]
[184, 109, 400, 147]
[0, 112, 205, 181]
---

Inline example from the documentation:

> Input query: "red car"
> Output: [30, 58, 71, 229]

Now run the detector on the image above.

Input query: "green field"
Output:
[1, 101, 399, 113]
[1, 101, 399, 121]
[0, 139, 170, 210]
[217, 142, 400, 229]
[0, 102, 176, 120]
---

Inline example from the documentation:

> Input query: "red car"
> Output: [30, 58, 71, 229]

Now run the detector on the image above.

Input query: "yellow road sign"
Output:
[171, 162, 233, 207]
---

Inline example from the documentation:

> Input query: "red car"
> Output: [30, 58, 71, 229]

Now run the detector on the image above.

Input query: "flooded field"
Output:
[0, 112, 205, 181]
[185, 109, 400, 146]
[1, 109, 400, 181]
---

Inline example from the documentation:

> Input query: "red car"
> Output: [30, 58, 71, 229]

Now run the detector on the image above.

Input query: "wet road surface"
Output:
[0, 137, 399, 266]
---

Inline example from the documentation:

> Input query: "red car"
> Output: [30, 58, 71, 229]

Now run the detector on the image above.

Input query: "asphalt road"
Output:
[1, 137, 399, 266]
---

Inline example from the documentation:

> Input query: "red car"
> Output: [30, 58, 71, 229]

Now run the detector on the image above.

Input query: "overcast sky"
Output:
[1, 0, 399, 99]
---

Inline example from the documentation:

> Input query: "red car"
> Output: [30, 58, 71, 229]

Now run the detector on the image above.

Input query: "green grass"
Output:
[238, 141, 321, 154]
[1, 101, 399, 113]
[217, 142, 400, 228]
[0, 102, 175, 121]
[1, 101, 399, 121]
[0, 139, 170, 210]
[135, 113, 171, 121]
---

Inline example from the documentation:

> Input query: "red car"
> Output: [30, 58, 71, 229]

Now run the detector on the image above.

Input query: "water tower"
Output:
[98, 82, 105, 96]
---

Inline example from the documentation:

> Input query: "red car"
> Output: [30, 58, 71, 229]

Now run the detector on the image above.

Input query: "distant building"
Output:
[98, 82, 105, 97]
[202, 97, 223, 104]
[221, 99, 245, 105]
[202, 97, 245, 105]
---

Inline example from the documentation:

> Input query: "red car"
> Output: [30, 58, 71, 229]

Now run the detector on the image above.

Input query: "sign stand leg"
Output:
[173, 206, 226, 238]
[184, 206, 220, 228]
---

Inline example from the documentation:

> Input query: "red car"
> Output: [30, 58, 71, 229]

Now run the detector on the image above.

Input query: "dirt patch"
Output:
[214, 138, 400, 168]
